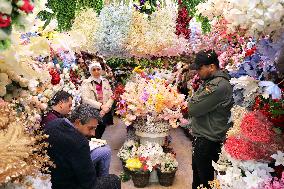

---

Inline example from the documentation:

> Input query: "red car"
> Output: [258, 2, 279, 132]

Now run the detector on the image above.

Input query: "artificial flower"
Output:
[0, 14, 11, 28]
[271, 151, 284, 167]
[0, 0, 13, 15]
[17, 0, 34, 13]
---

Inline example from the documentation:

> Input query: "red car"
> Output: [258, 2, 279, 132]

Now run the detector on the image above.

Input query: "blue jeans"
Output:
[90, 145, 111, 177]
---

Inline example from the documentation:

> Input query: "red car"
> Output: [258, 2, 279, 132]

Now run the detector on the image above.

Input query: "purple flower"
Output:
[141, 90, 149, 102]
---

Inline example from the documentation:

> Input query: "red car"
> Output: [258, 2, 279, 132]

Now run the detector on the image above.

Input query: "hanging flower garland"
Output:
[175, 0, 191, 39]
[126, 3, 188, 57]
[95, 4, 132, 57]
[71, 8, 99, 54]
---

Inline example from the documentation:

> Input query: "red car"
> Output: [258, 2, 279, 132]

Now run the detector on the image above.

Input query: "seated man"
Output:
[44, 104, 121, 189]
[42, 90, 111, 177]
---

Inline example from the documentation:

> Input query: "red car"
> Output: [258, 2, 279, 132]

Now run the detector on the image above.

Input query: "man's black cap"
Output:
[189, 49, 219, 70]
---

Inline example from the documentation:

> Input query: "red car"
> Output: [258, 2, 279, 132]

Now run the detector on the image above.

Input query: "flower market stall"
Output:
[0, 0, 284, 188]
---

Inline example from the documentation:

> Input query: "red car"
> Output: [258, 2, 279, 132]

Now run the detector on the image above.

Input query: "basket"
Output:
[131, 171, 150, 188]
[157, 169, 177, 187]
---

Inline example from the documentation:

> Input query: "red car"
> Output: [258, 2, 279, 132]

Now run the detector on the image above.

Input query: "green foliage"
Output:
[181, 0, 204, 17]
[119, 171, 131, 182]
[181, 0, 211, 33]
[38, 0, 104, 31]
[195, 14, 211, 33]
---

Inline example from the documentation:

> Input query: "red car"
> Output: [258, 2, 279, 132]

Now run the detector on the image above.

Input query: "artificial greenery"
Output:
[181, 0, 211, 33]
[38, 0, 104, 31]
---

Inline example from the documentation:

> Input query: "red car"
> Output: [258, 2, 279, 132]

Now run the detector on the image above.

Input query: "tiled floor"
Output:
[103, 118, 193, 189]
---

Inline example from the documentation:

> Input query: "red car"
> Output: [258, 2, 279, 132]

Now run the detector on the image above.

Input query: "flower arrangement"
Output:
[159, 153, 178, 173]
[116, 72, 187, 133]
[120, 141, 178, 173]
[224, 111, 283, 161]
[0, 0, 36, 50]
[196, 0, 284, 38]
[117, 140, 139, 162]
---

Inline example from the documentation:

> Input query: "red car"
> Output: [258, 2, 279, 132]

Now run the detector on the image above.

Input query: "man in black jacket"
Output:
[45, 104, 120, 189]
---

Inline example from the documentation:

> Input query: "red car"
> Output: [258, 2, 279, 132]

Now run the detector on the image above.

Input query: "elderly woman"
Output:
[81, 61, 114, 139]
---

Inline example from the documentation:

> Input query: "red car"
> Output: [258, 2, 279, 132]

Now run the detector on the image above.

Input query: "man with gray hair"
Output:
[45, 104, 121, 189]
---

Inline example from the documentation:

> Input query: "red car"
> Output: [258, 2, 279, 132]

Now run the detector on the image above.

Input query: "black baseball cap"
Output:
[189, 49, 219, 70]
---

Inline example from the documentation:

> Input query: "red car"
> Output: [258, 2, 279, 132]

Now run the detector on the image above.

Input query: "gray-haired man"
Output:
[45, 104, 120, 189]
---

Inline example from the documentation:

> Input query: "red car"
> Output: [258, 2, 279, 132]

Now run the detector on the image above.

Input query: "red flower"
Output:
[18, 0, 34, 13]
[245, 46, 257, 57]
[143, 165, 148, 171]
[0, 14, 11, 28]
[224, 136, 266, 160]
[240, 111, 275, 143]
[49, 68, 61, 85]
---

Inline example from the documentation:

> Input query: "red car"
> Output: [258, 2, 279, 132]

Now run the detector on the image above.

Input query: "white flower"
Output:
[19, 78, 29, 87]
[271, 151, 284, 166]
[0, 0, 13, 14]
[28, 79, 39, 91]
[243, 170, 265, 188]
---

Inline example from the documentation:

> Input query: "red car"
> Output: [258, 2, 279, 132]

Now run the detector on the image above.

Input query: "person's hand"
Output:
[100, 110, 106, 117]
[101, 104, 109, 113]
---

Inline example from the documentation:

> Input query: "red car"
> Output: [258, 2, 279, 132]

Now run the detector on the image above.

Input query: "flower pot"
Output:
[131, 171, 150, 188]
[157, 169, 177, 187]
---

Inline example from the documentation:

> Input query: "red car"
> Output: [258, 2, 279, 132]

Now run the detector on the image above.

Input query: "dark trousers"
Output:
[95, 122, 106, 139]
[192, 137, 222, 189]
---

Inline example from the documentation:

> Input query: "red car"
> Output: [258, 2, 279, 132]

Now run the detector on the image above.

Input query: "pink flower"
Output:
[224, 136, 266, 160]
[240, 111, 275, 143]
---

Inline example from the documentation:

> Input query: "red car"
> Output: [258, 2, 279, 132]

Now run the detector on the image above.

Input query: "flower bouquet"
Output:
[126, 157, 151, 188]
[116, 72, 187, 138]
[157, 153, 178, 186]
[117, 140, 139, 173]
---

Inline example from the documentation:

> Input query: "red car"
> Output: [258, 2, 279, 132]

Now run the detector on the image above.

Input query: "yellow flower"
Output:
[133, 66, 143, 74]
[126, 158, 142, 171]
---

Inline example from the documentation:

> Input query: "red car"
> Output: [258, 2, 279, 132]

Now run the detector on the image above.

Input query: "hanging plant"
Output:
[38, 0, 104, 32]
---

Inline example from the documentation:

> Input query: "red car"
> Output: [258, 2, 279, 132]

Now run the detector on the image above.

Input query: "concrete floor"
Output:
[103, 118, 193, 189]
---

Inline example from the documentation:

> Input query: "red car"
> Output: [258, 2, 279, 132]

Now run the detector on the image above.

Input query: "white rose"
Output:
[0, 0, 13, 14]
[28, 79, 39, 91]
[19, 78, 29, 87]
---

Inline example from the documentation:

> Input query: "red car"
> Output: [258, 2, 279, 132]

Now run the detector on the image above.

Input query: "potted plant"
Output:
[116, 72, 188, 142]
[117, 140, 138, 173]
[126, 157, 151, 188]
[157, 153, 178, 186]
